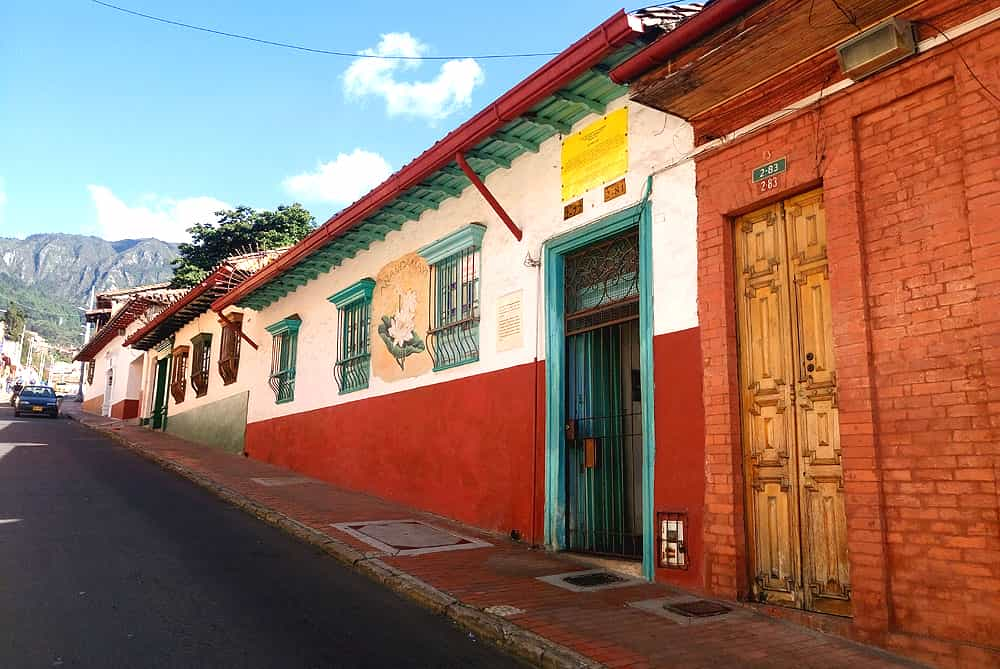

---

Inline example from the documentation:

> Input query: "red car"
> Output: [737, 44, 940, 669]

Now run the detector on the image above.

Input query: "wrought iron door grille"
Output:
[565, 409, 644, 558]
[564, 229, 639, 329]
[427, 246, 480, 370]
[334, 298, 372, 394]
[564, 316, 644, 560]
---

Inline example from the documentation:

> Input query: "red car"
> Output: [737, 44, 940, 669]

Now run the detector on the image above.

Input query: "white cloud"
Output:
[283, 149, 393, 205]
[87, 185, 231, 243]
[343, 33, 484, 122]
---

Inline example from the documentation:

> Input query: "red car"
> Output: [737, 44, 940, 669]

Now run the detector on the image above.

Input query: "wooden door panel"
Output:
[801, 476, 852, 615]
[736, 189, 851, 616]
[735, 204, 802, 606]
[752, 482, 798, 605]
[786, 189, 851, 616]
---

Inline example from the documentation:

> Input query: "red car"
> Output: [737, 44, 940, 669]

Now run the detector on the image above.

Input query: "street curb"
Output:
[65, 411, 603, 669]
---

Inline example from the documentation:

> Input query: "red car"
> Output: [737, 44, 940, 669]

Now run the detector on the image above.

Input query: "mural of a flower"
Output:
[377, 288, 425, 370]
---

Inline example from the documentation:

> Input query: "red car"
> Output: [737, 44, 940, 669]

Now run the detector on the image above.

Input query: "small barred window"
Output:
[329, 279, 374, 395]
[266, 316, 301, 404]
[190, 333, 212, 398]
[218, 314, 242, 385]
[170, 346, 189, 404]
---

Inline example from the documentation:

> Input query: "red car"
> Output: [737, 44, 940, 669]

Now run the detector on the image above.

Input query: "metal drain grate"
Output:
[664, 599, 731, 618]
[563, 571, 626, 588]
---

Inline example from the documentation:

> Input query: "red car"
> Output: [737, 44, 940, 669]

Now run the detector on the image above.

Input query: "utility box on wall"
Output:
[658, 511, 688, 570]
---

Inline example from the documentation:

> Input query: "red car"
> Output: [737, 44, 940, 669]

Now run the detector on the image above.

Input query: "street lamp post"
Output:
[76, 287, 95, 402]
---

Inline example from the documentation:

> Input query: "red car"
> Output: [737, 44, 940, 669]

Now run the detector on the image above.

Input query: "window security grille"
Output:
[335, 299, 371, 394]
[86, 360, 95, 385]
[265, 316, 300, 404]
[170, 347, 189, 404]
[190, 333, 212, 398]
[427, 246, 480, 370]
[218, 314, 242, 385]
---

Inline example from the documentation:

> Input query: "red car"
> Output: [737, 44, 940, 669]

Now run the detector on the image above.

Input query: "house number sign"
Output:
[751, 156, 786, 194]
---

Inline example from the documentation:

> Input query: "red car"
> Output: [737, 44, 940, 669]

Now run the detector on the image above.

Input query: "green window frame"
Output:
[328, 278, 375, 394]
[265, 315, 301, 404]
[418, 223, 486, 371]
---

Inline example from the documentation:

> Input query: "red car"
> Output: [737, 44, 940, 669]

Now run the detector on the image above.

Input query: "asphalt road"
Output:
[0, 406, 522, 669]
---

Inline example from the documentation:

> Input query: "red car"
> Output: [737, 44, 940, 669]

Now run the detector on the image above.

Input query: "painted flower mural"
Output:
[378, 288, 426, 370]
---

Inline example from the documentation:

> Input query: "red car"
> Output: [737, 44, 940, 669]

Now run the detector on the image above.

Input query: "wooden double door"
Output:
[734, 189, 851, 616]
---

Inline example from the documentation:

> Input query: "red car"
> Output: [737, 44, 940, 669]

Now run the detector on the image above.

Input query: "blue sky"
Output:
[1, 0, 628, 242]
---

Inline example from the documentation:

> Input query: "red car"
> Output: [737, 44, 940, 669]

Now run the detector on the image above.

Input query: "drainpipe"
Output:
[609, 0, 763, 84]
[455, 153, 523, 241]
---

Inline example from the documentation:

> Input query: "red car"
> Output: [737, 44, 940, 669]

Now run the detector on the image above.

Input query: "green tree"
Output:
[3, 302, 26, 341]
[170, 203, 315, 287]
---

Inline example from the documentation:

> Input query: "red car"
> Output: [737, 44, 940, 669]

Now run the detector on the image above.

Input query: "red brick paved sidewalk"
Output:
[62, 402, 918, 669]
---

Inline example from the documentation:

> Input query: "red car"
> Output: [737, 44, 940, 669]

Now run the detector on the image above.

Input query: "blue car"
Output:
[15, 385, 59, 418]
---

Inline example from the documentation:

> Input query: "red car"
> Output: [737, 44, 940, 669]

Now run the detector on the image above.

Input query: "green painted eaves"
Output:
[240, 44, 636, 311]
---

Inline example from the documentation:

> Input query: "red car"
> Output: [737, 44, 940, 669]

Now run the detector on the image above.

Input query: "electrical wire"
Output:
[89, 0, 560, 60]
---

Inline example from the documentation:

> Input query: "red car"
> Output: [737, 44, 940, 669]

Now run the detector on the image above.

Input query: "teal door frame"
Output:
[543, 179, 657, 579]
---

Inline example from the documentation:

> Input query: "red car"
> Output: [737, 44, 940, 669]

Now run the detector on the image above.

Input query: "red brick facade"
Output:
[694, 13, 1000, 668]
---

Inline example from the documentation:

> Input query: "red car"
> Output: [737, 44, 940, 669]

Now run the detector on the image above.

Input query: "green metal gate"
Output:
[563, 229, 643, 559]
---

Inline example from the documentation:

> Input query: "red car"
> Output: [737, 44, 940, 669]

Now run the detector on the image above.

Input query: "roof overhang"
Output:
[74, 297, 160, 362]
[618, 0, 920, 121]
[212, 10, 660, 313]
[125, 263, 248, 350]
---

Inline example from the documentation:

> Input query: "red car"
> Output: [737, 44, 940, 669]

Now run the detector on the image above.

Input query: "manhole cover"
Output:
[665, 600, 731, 617]
[564, 571, 626, 588]
[537, 569, 644, 592]
[330, 519, 492, 556]
[356, 521, 463, 549]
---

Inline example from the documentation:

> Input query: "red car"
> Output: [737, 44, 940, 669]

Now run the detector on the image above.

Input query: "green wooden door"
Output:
[151, 357, 169, 430]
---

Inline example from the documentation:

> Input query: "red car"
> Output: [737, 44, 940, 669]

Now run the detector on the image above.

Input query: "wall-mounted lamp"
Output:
[837, 17, 916, 81]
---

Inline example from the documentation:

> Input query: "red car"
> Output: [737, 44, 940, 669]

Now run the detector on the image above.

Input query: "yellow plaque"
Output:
[561, 107, 628, 202]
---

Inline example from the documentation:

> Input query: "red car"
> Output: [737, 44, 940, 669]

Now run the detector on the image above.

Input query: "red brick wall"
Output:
[694, 17, 1000, 668]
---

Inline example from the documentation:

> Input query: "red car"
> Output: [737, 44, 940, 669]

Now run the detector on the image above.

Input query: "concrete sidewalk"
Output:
[61, 401, 918, 669]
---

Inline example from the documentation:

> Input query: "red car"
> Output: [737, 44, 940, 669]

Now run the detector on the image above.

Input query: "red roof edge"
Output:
[122, 269, 224, 348]
[212, 10, 640, 312]
[74, 297, 158, 362]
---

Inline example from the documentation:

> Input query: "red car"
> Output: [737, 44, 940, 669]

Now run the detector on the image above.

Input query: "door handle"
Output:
[565, 419, 576, 440]
[805, 351, 815, 373]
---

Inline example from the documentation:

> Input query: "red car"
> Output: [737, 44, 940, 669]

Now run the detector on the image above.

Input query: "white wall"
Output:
[164, 308, 261, 418]
[245, 97, 698, 425]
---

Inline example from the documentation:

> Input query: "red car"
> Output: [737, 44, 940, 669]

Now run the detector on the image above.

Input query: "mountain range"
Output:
[0, 234, 179, 347]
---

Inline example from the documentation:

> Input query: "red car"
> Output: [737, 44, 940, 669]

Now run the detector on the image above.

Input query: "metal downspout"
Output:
[455, 153, 523, 241]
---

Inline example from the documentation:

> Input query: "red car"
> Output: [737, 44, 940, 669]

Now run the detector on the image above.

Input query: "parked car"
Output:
[14, 385, 59, 418]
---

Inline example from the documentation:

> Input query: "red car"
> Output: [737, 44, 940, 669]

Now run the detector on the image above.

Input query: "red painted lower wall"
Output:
[81, 394, 103, 415]
[652, 327, 706, 589]
[246, 362, 544, 542]
[246, 329, 709, 574]
[110, 399, 140, 420]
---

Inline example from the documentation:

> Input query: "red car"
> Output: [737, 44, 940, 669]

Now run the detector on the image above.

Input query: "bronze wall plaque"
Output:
[563, 199, 583, 219]
[603, 178, 626, 202]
